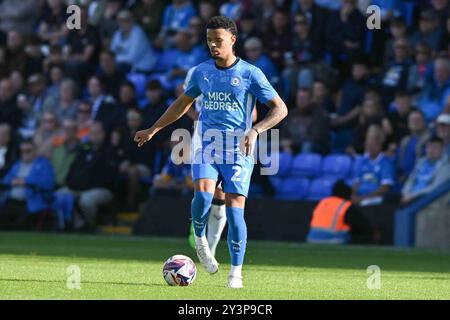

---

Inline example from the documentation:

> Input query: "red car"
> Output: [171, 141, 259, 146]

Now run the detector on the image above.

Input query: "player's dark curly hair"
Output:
[206, 16, 238, 36]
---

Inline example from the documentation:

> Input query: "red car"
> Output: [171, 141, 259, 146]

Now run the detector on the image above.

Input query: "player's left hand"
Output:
[240, 128, 258, 157]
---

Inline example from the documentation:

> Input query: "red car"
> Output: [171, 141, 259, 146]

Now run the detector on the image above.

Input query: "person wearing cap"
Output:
[436, 113, 450, 157]
[401, 136, 450, 204]
[110, 9, 158, 73]
[410, 9, 445, 51]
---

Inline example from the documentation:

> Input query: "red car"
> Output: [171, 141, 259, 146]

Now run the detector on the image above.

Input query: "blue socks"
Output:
[191, 191, 214, 237]
[226, 207, 247, 266]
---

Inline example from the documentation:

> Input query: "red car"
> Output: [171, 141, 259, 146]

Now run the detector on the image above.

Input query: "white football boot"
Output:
[227, 274, 243, 288]
[195, 236, 219, 274]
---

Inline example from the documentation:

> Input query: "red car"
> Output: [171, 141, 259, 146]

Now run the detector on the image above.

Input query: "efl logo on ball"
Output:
[162, 255, 197, 286]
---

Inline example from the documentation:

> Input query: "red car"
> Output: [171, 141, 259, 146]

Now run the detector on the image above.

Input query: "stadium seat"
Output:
[307, 177, 338, 202]
[275, 177, 309, 200]
[269, 151, 293, 176]
[322, 154, 353, 179]
[290, 153, 322, 178]
[126, 73, 147, 99]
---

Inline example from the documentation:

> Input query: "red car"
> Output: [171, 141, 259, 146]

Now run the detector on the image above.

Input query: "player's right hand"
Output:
[134, 129, 154, 147]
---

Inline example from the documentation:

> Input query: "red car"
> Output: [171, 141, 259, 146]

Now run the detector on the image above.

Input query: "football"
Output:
[162, 255, 197, 286]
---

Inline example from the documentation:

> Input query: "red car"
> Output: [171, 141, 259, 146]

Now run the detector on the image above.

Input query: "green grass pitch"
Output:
[0, 232, 449, 299]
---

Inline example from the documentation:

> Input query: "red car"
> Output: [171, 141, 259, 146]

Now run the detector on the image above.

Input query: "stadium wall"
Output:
[134, 197, 395, 244]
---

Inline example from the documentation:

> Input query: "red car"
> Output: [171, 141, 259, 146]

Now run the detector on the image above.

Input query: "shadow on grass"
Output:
[0, 232, 449, 274]
[0, 277, 166, 288]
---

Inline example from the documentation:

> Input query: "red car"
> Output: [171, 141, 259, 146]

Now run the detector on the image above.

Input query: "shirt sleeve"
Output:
[249, 67, 278, 105]
[184, 66, 201, 98]
[380, 159, 395, 186]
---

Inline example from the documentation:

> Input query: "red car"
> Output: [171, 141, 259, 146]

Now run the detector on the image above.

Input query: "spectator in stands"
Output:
[401, 136, 450, 204]
[63, 4, 100, 83]
[36, 0, 68, 45]
[76, 100, 92, 142]
[352, 126, 396, 205]
[430, 0, 450, 30]
[418, 57, 450, 122]
[0, 0, 36, 36]
[45, 63, 64, 102]
[379, 37, 412, 107]
[325, 0, 366, 66]
[188, 16, 206, 50]
[5, 31, 37, 77]
[0, 123, 17, 179]
[410, 9, 445, 52]
[33, 111, 60, 158]
[158, 30, 208, 90]
[398, 110, 431, 178]
[97, 50, 126, 100]
[312, 80, 335, 113]
[97, 0, 121, 42]
[262, 8, 293, 71]
[235, 12, 261, 58]
[113, 108, 153, 209]
[384, 17, 409, 65]
[9, 71, 26, 97]
[51, 119, 79, 188]
[281, 88, 330, 154]
[220, 0, 243, 21]
[133, 0, 165, 40]
[387, 91, 413, 144]
[0, 78, 22, 131]
[87, 75, 123, 132]
[435, 113, 450, 157]
[198, 0, 218, 25]
[307, 180, 373, 244]
[0, 139, 55, 230]
[44, 78, 79, 121]
[243, 37, 279, 86]
[118, 81, 138, 111]
[407, 42, 433, 93]
[158, 0, 197, 40]
[110, 10, 158, 74]
[63, 122, 118, 230]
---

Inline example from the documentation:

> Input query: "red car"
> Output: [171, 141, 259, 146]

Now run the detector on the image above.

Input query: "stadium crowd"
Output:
[0, 0, 449, 233]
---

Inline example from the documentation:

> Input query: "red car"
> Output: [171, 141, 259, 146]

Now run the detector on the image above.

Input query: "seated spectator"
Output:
[352, 128, 396, 206]
[50, 119, 79, 188]
[307, 180, 373, 244]
[379, 37, 412, 107]
[0, 78, 22, 131]
[235, 12, 261, 58]
[312, 80, 335, 113]
[325, 0, 366, 66]
[383, 17, 408, 64]
[398, 110, 431, 178]
[151, 144, 193, 196]
[0, 139, 55, 230]
[430, 0, 450, 30]
[110, 10, 158, 73]
[133, 0, 165, 40]
[63, 4, 100, 83]
[118, 81, 138, 111]
[262, 8, 293, 71]
[387, 91, 413, 144]
[33, 111, 60, 158]
[407, 42, 433, 93]
[76, 100, 93, 141]
[5, 31, 39, 78]
[0, 0, 36, 36]
[418, 57, 450, 122]
[401, 136, 450, 204]
[112, 108, 154, 209]
[0, 123, 17, 178]
[158, 30, 208, 90]
[62, 122, 118, 230]
[97, 50, 126, 100]
[36, 0, 69, 45]
[159, 0, 197, 35]
[281, 88, 330, 154]
[435, 113, 450, 157]
[45, 63, 64, 102]
[198, 0, 217, 25]
[43, 78, 79, 121]
[220, 0, 243, 21]
[410, 9, 444, 52]
[243, 37, 279, 86]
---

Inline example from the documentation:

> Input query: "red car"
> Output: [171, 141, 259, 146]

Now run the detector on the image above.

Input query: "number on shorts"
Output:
[231, 166, 250, 183]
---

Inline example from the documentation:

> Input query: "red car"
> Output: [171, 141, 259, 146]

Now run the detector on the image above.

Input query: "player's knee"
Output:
[192, 191, 214, 208]
[225, 193, 246, 208]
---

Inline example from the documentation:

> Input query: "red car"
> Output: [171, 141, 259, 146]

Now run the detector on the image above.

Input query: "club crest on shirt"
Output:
[231, 76, 241, 87]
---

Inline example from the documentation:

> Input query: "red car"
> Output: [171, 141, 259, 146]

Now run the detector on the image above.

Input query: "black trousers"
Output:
[0, 199, 38, 231]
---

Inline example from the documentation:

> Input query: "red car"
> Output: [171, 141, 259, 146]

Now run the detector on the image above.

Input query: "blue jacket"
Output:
[1, 157, 55, 213]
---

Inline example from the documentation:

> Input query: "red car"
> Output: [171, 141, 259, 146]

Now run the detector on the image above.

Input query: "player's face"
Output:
[206, 28, 236, 60]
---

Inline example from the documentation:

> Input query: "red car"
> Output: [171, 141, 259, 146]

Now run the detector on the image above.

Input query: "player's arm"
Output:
[134, 94, 195, 147]
[242, 95, 288, 156]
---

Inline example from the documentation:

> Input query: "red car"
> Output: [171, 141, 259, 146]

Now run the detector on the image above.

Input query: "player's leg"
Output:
[207, 185, 226, 256]
[225, 193, 247, 289]
[191, 163, 220, 273]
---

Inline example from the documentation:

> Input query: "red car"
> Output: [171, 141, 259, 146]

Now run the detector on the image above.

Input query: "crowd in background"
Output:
[0, 0, 449, 232]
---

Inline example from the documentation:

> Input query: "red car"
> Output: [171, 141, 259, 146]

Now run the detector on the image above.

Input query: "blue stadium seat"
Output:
[307, 177, 338, 201]
[267, 152, 293, 189]
[127, 73, 147, 99]
[322, 154, 353, 179]
[275, 177, 309, 200]
[290, 153, 322, 178]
